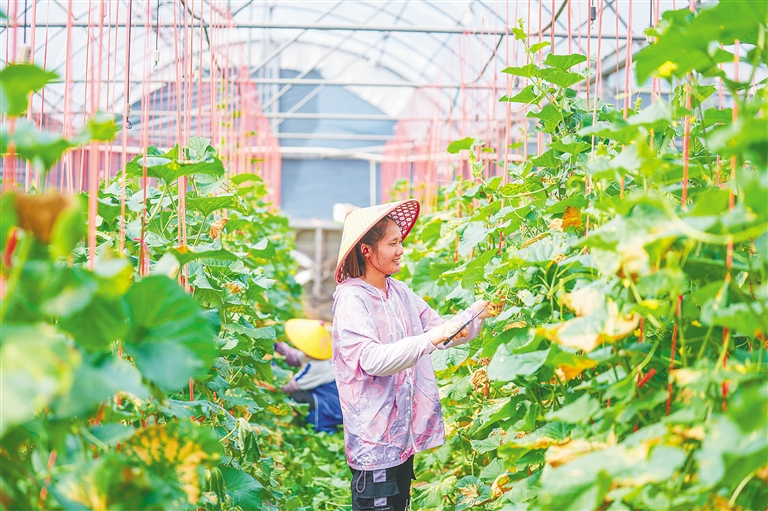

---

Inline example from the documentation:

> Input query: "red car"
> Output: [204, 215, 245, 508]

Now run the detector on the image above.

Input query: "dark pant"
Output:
[349, 456, 414, 511]
[288, 390, 314, 410]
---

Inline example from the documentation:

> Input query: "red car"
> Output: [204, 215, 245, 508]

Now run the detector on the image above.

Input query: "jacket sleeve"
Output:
[274, 342, 305, 367]
[334, 291, 438, 378]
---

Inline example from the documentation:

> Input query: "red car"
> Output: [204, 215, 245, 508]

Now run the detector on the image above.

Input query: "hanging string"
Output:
[23, 0, 36, 192]
[119, 0, 134, 254]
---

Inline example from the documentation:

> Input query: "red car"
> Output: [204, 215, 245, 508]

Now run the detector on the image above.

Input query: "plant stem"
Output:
[193, 213, 210, 246]
[0, 233, 33, 322]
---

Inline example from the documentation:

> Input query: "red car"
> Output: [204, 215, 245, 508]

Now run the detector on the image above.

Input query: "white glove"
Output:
[428, 316, 471, 347]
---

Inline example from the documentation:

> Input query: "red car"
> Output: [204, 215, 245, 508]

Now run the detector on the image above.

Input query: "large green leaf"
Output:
[458, 222, 490, 256]
[186, 194, 244, 216]
[0, 64, 58, 116]
[635, 0, 768, 82]
[431, 343, 471, 371]
[126, 146, 225, 183]
[51, 355, 149, 418]
[546, 394, 601, 424]
[488, 347, 549, 382]
[543, 53, 588, 71]
[74, 112, 119, 143]
[167, 245, 240, 267]
[122, 276, 218, 392]
[500, 85, 542, 104]
[221, 466, 263, 509]
[447, 137, 478, 154]
[502, 64, 541, 78]
[59, 297, 128, 351]
[538, 68, 585, 88]
[0, 119, 72, 172]
[0, 323, 80, 436]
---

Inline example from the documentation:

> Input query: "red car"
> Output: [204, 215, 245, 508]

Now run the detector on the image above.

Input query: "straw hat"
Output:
[285, 319, 332, 360]
[334, 199, 420, 283]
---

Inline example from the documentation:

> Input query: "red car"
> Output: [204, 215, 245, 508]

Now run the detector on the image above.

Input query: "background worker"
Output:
[274, 318, 344, 433]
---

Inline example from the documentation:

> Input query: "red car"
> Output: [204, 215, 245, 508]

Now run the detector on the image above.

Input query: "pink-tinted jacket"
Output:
[331, 277, 483, 471]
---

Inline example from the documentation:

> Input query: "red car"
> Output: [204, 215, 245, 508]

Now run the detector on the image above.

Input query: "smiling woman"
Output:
[330, 199, 494, 511]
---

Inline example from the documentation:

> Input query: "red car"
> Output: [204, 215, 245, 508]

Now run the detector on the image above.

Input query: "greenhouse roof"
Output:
[3, 0, 723, 142]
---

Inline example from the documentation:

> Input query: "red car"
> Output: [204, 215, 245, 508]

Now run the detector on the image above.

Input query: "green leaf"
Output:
[479, 457, 506, 482]
[500, 85, 542, 104]
[700, 299, 765, 337]
[546, 394, 601, 424]
[544, 52, 588, 70]
[447, 137, 478, 154]
[502, 64, 541, 78]
[59, 297, 128, 351]
[221, 466, 263, 509]
[527, 103, 562, 124]
[488, 346, 549, 382]
[530, 41, 551, 53]
[539, 68, 585, 88]
[51, 356, 149, 418]
[458, 222, 490, 257]
[167, 245, 240, 267]
[122, 276, 218, 392]
[462, 250, 495, 290]
[0, 64, 58, 116]
[49, 197, 86, 259]
[550, 136, 591, 155]
[74, 112, 118, 143]
[414, 476, 457, 509]
[187, 136, 211, 160]
[455, 475, 492, 511]
[0, 119, 72, 172]
[126, 147, 225, 183]
[0, 323, 80, 436]
[431, 343, 471, 371]
[531, 148, 560, 168]
[86, 424, 137, 448]
[186, 194, 244, 217]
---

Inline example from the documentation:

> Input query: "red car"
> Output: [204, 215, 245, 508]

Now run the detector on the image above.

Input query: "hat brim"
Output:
[285, 319, 332, 360]
[334, 199, 420, 283]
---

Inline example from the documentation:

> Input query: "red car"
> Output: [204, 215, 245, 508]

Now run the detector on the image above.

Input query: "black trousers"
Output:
[349, 456, 414, 511]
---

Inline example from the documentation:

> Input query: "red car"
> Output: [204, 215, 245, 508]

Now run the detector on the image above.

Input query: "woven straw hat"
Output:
[334, 199, 420, 283]
[285, 319, 332, 360]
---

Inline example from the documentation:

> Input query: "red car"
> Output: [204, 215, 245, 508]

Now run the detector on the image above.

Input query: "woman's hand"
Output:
[472, 300, 500, 320]
[428, 317, 470, 346]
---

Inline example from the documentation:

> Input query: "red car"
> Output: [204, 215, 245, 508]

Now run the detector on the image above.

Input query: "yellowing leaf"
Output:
[556, 357, 598, 380]
[209, 217, 228, 239]
[562, 286, 602, 316]
[539, 300, 640, 353]
[562, 206, 583, 229]
[545, 438, 611, 468]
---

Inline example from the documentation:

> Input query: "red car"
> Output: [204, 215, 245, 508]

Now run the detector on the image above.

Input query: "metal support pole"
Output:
[369, 160, 377, 207]
[313, 226, 323, 298]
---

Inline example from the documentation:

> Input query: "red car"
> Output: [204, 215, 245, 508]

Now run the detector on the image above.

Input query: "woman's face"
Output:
[366, 220, 404, 276]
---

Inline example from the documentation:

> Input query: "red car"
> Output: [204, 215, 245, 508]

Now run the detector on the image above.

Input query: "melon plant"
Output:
[399, 3, 767, 510]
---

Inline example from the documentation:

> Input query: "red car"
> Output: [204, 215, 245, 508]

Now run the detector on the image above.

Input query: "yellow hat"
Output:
[334, 199, 420, 283]
[285, 319, 332, 360]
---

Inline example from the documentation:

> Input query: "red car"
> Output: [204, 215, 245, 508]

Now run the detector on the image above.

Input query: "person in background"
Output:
[331, 199, 495, 511]
[274, 319, 343, 433]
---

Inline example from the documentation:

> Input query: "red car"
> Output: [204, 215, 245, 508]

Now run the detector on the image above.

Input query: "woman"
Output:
[331, 199, 491, 511]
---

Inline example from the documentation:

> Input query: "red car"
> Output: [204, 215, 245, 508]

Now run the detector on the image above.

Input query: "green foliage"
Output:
[0, 64, 117, 173]
[0, 128, 316, 509]
[0, 64, 57, 116]
[398, 8, 768, 511]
